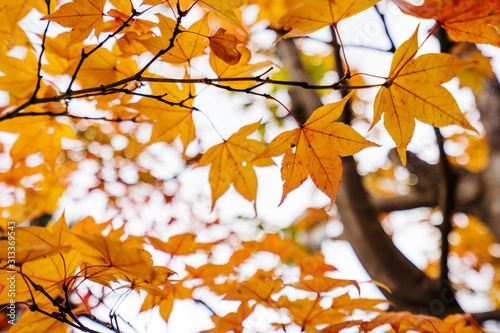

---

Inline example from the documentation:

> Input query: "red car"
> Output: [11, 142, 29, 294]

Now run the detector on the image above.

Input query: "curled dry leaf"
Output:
[209, 28, 242, 65]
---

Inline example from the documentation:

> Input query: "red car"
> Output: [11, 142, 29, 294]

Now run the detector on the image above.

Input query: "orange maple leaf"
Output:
[275, 0, 380, 39]
[372, 27, 476, 165]
[43, 0, 105, 45]
[0, 221, 70, 264]
[73, 232, 157, 283]
[7, 310, 70, 333]
[204, 303, 255, 333]
[257, 93, 378, 205]
[198, 121, 274, 209]
[393, 0, 500, 47]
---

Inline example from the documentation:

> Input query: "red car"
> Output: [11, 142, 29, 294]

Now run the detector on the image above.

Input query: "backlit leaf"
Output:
[198, 121, 274, 209]
[393, 0, 500, 46]
[128, 82, 196, 149]
[275, 0, 380, 39]
[257, 93, 378, 204]
[372, 27, 476, 165]
[43, 0, 105, 45]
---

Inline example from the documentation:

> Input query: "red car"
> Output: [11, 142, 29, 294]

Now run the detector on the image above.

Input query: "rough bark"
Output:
[477, 79, 500, 240]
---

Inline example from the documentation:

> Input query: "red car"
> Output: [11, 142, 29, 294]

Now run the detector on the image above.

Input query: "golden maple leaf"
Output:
[257, 93, 378, 205]
[198, 0, 246, 32]
[198, 121, 274, 209]
[128, 82, 196, 149]
[139, 14, 209, 64]
[393, 0, 500, 47]
[0, 116, 76, 165]
[372, 27, 476, 165]
[274, 0, 380, 39]
[43, 0, 105, 45]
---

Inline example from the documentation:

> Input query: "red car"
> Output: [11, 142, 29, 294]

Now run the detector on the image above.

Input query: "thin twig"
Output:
[374, 4, 396, 53]
[67, 9, 138, 92]
[135, 2, 185, 78]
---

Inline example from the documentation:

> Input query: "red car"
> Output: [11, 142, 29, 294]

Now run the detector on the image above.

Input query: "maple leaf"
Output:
[275, 0, 380, 39]
[147, 233, 215, 256]
[7, 310, 70, 333]
[204, 303, 255, 333]
[108, 0, 133, 15]
[43, 0, 105, 45]
[198, 0, 246, 32]
[43, 32, 84, 76]
[67, 47, 138, 87]
[277, 296, 347, 331]
[209, 28, 241, 65]
[198, 121, 274, 209]
[73, 232, 157, 283]
[372, 27, 476, 165]
[0, 51, 48, 103]
[0, 116, 76, 166]
[128, 82, 196, 149]
[0, 216, 72, 264]
[103, 9, 156, 34]
[392, 0, 500, 47]
[225, 277, 284, 304]
[139, 14, 209, 64]
[257, 93, 378, 205]
[293, 277, 360, 294]
[209, 46, 274, 88]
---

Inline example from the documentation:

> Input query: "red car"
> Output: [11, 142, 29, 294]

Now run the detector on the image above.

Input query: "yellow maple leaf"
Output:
[199, 0, 246, 32]
[139, 14, 209, 64]
[393, 0, 500, 47]
[0, 0, 54, 50]
[128, 82, 195, 149]
[43, 32, 83, 76]
[274, 0, 380, 40]
[198, 121, 274, 209]
[67, 47, 138, 87]
[0, 51, 47, 103]
[43, 0, 105, 45]
[0, 116, 76, 165]
[104, 8, 157, 35]
[257, 93, 378, 205]
[108, 0, 133, 15]
[372, 27, 476, 166]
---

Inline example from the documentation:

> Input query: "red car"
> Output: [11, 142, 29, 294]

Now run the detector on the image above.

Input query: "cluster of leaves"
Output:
[0, 0, 498, 332]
